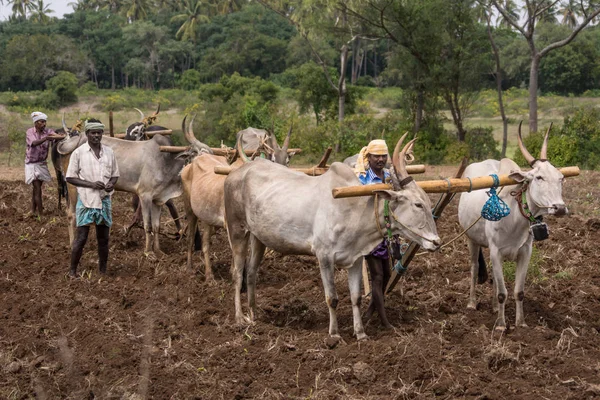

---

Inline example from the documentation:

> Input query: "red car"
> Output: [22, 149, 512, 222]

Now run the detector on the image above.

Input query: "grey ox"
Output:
[458, 124, 567, 330]
[56, 117, 212, 253]
[181, 124, 293, 280]
[236, 127, 296, 165]
[224, 133, 441, 340]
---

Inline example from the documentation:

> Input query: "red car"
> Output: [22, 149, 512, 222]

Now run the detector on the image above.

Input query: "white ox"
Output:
[224, 134, 441, 340]
[236, 127, 296, 165]
[458, 124, 567, 330]
[57, 117, 212, 253]
[181, 125, 293, 280]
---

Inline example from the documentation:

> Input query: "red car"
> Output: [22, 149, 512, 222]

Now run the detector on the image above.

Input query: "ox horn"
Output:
[134, 108, 145, 121]
[517, 121, 536, 167]
[185, 114, 213, 155]
[392, 131, 415, 186]
[540, 122, 552, 160]
[282, 122, 293, 151]
[237, 136, 251, 163]
[153, 103, 161, 117]
[62, 113, 69, 135]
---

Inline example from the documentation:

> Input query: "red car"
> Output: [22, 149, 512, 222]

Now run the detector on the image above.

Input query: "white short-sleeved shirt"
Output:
[66, 143, 120, 209]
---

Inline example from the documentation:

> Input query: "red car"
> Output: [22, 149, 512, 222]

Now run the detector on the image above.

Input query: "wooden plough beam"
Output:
[332, 166, 580, 198]
[114, 130, 173, 139]
[159, 145, 302, 157]
[213, 164, 426, 176]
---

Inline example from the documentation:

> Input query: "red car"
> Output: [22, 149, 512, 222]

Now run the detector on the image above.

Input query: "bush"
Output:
[178, 70, 202, 90]
[46, 71, 79, 106]
[513, 107, 600, 170]
[465, 126, 501, 161]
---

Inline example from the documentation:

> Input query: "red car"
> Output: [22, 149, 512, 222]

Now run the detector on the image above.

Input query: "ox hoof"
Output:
[516, 321, 529, 328]
[325, 335, 345, 349]
[494, 324, 507, 332]
[356, 332, 369, 341]
[235, 315, 254, 326]
[466, 301, 478, 310]
[205, 277, 217, 286]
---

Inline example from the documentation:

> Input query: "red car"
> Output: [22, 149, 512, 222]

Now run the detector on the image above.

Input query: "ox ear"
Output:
[373, 190, 397, 201]
[508, 169, 531, 183]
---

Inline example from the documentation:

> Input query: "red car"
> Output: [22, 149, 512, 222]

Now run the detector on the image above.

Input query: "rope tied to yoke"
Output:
[481, 174, 511, 221]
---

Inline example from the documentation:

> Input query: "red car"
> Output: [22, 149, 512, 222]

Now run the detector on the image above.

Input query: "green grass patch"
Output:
[502, 246, 545, 283]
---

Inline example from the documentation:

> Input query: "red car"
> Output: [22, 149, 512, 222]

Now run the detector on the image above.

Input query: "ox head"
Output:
[180, 115, 213, 158]
[263, 124, 295, 166]
[508, 122, 567, 217]
[373, 133, 441, 251]
[125, 104, 161, 141]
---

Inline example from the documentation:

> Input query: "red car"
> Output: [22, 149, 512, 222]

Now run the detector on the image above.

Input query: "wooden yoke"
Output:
[115, 130, 173, 138]
[159, 145, 301, 156]
[214, 164, 427, 176]
[333, 166, 580, 198]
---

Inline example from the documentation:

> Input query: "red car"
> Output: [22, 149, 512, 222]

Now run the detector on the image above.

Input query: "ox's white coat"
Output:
[458, 158, 566, 329]
[224, 160, 441, 340]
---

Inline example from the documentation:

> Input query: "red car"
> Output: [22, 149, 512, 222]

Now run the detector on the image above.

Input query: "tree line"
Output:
[2, 0, 600, 147]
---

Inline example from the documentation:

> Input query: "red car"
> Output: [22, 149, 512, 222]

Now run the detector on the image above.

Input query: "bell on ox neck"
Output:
[530, 222, 549, 241]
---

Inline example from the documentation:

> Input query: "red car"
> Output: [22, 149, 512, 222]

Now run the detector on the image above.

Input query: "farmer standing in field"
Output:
[25, 111, 64, 217]
[66, 118, 119, 278]
[355, 139, 394, 329]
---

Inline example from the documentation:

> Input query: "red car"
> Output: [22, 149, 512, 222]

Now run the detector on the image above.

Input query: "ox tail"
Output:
[477, 248, 488, 284]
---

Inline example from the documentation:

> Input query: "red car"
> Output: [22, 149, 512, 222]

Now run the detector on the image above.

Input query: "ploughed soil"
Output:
[1, 168, 599, 399]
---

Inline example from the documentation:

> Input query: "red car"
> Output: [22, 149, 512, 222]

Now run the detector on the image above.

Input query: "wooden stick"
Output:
[333, 166, 580, 198]
[159, 146, 302, 155]
[317, 147, 333, 168]
[362, 259, 370, 297]
[109, 111, 114, 137]
[114, 130, 173, 139]
[386, 158, 469, 294]
[213, 164, 427, 176]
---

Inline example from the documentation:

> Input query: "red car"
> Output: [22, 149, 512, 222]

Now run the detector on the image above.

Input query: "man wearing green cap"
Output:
[66, 118, 119, 277]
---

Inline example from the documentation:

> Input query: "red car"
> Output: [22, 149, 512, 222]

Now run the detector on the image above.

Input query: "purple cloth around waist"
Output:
[370, 240, 388, 259]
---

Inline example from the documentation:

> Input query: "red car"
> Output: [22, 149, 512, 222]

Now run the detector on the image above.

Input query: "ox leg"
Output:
[140, 197, 153, 253]
[185, 206, 198, 272]
[67, 190, 77, 247]
[490, 247, 508, 330]
[348, 258, 368, 340]
[318, 259, 340, 338]
[151, 202, 162, 254]
[467, 240, 481, 310]
[201, 223, 215, 283]
[229, 230, 250, 324]
[514, 244, 532, 328]
[247, 235, 266, 322]
[165, 200, 182, 239]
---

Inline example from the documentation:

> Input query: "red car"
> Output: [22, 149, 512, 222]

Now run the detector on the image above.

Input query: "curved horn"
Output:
[153, 103, 161, 117]
[185, 115, 213, 155]
[392, 132, 410, 181]
[237, 136, 250, 163]
[62, 113, 69, 134]
[134, 108, 145, 121]
[282, 122, 293, 150]
[540, 122, 552, 160]
[517, 121, 536, 167]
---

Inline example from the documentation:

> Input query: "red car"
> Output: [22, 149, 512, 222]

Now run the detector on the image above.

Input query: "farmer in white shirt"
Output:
[66, 119, 119, 278]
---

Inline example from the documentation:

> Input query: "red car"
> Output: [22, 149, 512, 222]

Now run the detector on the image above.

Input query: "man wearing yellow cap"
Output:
[354, 139, 393, 329]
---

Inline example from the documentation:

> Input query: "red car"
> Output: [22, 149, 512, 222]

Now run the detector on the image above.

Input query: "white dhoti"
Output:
[25, 162, 52, 185]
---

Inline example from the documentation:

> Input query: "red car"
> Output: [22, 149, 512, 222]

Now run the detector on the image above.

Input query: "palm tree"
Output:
[171, 0, 210, 43]
[8, 0, 34, 19]
[559, 0, 579, 29]
[207, 0, 243, 16]
[123, 0, 150, 21]
[536, 0, 559, 24]
[496, 0, 519, 28]
[473, 0, 493, 24]
[29, 0, 54, 23]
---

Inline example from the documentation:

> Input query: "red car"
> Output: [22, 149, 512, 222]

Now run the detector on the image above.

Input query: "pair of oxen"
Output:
[56, 116, 567, 340]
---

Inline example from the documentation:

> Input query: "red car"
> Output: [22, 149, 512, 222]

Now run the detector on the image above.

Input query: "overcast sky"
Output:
[0, 0, 74, 21]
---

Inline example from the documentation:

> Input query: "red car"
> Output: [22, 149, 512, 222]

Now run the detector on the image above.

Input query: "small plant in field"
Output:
[502, 247, 544, 283]
[17, 233, 30, 242]
[554, 270, 573, 280]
